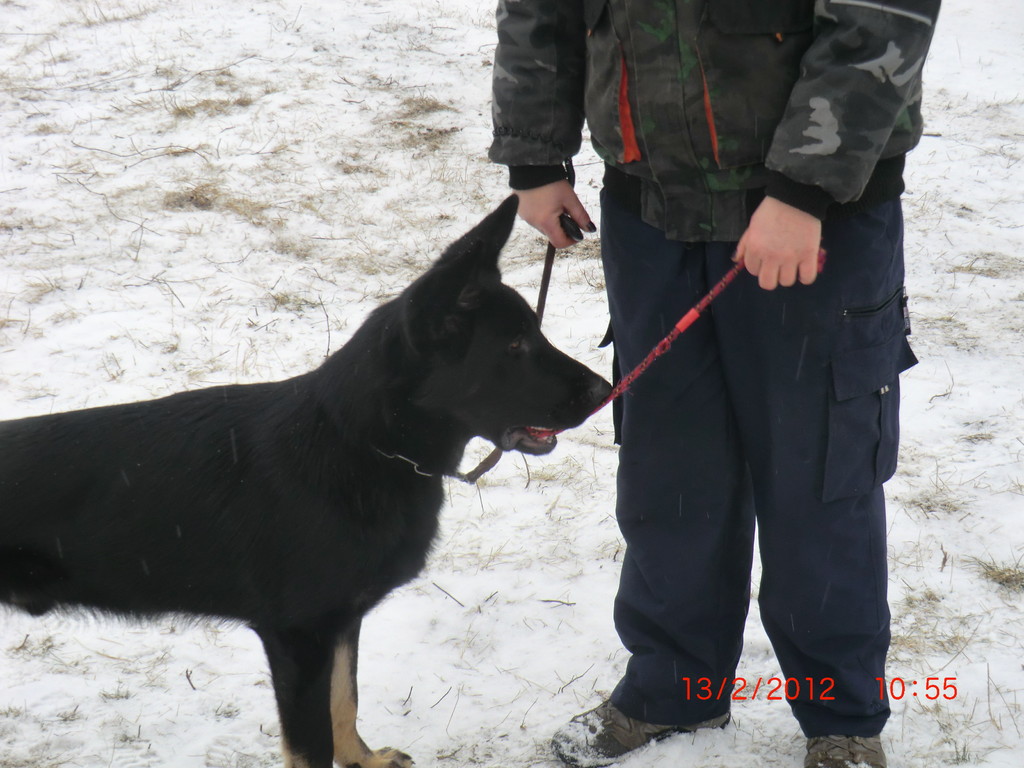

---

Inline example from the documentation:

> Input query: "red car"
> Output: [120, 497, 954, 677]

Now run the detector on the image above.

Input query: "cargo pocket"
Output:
[823, 292, 918, 502]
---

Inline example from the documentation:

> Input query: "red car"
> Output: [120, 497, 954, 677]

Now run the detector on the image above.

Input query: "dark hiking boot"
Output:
[805, 735, 887, 768]
[551, 699, 730, 767]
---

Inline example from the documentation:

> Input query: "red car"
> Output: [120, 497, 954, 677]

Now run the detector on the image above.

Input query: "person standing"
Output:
[489, 2, 940, 767]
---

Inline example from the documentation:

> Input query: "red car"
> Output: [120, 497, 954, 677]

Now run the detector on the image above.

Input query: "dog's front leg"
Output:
[331, 619, 413, 768]
[257, 624, 338, 768]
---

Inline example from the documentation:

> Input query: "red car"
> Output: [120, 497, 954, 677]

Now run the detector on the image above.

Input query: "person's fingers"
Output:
[563, 197, 596, 234]
[798, 252, 820, 285]
[777, 262, 799, 288]
[735, 234, 753, 270]
[758, 266, 779, 291]
[544, 225, 575, 249]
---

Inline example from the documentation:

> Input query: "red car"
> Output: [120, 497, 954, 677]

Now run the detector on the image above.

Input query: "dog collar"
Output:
[374, 448, 437, 478]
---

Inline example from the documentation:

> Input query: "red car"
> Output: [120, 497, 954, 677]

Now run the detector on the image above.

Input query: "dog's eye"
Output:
[508, 336, 524, 354]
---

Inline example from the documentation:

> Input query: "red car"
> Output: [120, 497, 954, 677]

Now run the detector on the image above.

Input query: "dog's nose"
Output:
[586, 373, 612, 408]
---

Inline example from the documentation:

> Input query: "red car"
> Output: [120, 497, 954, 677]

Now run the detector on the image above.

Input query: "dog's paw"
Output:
[345, 747, 413, 768]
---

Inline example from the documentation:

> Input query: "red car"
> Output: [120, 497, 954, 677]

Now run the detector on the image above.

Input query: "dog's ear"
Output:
[433, 195, 518, 279]
[399, 196, 519, 347]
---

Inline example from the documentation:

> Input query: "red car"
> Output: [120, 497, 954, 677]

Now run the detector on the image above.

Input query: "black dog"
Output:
[0, 196, 610, 768]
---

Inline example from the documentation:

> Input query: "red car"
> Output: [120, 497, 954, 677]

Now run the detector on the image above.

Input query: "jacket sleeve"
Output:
[766, 0, 941, 205]
[488, 0, 587, 169]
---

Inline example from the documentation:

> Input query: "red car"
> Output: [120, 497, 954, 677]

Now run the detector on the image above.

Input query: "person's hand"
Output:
[737, 196, 822, 290]
[515, 181, 596, 249]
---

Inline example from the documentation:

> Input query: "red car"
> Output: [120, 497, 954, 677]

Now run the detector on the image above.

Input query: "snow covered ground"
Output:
[0, 1, 1021, 766]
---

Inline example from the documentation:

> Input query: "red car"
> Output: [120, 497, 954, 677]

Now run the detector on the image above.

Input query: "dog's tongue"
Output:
[501, 427, 557, 456]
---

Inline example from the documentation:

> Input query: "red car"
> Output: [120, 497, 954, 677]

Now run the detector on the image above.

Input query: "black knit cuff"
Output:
[508, 165, 569, 191]
[765, 171, 835, 220]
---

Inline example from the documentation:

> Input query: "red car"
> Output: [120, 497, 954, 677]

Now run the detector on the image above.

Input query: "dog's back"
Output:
[1, 380, 317, 619]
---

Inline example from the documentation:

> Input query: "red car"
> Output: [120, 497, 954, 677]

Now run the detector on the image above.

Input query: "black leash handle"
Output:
[536, 244, 556, 324]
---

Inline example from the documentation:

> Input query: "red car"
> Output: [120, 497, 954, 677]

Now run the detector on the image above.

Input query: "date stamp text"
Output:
[680, 676, 959, 701]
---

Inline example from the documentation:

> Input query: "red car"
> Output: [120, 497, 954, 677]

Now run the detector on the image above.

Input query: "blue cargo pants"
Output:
[600, 190, 917, 738]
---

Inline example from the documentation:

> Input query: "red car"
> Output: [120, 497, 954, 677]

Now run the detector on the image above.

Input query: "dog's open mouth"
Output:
[500, 427, 557, 456]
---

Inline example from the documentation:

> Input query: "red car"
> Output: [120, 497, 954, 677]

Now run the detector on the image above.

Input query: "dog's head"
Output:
[398, 196, 611, 455]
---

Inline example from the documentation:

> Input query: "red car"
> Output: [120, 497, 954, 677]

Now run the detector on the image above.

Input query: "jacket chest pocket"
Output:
[707, 0, 815, 34]
[583, 0, 609, 30]
[696, 0, 814, 169]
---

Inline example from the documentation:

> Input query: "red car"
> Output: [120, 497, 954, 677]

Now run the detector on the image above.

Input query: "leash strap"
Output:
[535, 243, 556, 324]
[456, 446, 504, 484]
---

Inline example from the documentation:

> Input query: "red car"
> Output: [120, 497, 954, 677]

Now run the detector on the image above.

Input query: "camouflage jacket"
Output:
[489, 0, 940, 241]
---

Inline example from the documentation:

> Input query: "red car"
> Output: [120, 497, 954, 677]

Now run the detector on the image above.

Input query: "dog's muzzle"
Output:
[500, 427, 557, 455]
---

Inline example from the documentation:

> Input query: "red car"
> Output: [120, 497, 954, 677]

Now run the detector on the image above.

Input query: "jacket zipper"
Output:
[618, 48, 642, 163]
[696, 53, 721, 168]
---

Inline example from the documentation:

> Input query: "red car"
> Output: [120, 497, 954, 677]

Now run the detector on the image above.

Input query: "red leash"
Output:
[527, 249, 826, 443]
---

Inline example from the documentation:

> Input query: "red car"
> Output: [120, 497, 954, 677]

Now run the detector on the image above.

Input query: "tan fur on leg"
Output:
[331, 641, 413, 768]
[281, 739, 313, 768]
